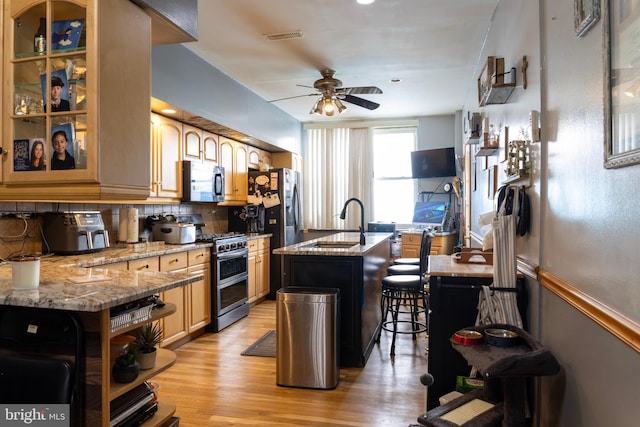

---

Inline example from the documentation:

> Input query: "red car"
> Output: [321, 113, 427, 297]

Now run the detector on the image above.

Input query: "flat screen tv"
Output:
[410, 147, 457, 178]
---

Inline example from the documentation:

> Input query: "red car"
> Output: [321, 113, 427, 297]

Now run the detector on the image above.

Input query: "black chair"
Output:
[377, 230, 432, 356]
[0, 307, 83, 425]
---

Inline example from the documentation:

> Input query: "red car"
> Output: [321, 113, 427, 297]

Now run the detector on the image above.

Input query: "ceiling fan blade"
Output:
[342, 94, 380, 110]
[339, 86, 383, 95]
[268, 93, 318, 103]
[296, 84, 315, 89]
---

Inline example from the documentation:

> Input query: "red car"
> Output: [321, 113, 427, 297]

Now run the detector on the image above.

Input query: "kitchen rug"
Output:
[241, 330, 276, 357]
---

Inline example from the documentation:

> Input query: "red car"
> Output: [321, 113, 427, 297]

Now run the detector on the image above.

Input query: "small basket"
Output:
[110, 304, 153, 333]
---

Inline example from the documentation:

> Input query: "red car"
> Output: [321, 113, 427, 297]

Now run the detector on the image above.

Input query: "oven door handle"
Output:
[215, 248, 248, 260]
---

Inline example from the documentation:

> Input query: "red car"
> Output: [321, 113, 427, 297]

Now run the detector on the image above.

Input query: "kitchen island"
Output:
[274, 231, 392, 367]
[0, 251, 203, 426]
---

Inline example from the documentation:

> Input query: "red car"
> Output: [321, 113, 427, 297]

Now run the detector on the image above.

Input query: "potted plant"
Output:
[112, 349, 140, 383]
[133, 323, 164, 370]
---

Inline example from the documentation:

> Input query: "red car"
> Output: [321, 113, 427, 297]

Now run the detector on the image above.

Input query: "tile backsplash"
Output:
[0, 202, 228, 260]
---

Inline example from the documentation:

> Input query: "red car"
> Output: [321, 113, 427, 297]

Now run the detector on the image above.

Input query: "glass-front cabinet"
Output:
[2, 0, 151, 201]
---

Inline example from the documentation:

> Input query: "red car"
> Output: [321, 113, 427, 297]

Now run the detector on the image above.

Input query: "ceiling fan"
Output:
[270, 69, 383, 116]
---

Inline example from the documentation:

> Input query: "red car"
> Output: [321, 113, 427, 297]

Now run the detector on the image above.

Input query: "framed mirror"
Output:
[605, 0, 640, 168]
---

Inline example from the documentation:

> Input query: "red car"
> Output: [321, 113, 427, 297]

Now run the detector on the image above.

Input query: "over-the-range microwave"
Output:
[182, 160, 225, 203]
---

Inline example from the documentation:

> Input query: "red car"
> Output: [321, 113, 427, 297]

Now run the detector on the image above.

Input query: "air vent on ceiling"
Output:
[263, 30, 303, 41]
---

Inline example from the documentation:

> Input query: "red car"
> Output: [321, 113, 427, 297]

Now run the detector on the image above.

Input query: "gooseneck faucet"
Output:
[339, 197, 366, 245]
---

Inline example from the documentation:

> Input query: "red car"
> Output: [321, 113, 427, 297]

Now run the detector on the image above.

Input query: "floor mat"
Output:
[241, 330, 276, 357]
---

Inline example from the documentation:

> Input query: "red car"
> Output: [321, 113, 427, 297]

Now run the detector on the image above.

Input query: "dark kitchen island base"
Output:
[279, 232, 391, 367]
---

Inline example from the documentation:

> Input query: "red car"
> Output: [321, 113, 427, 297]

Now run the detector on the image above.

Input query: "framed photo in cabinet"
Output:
[51, 19, 85, 51]
[51, 123, 76, 171]
[41, 69, 70, 113]
[13, 140, 30, 172]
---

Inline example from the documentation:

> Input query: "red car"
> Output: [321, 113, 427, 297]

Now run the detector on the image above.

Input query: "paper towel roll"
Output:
[126, 208, 139, 243]
[118, 208, 129, 242]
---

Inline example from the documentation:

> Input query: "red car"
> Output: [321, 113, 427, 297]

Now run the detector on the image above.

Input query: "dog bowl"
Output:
[452, 329, 484, 345]
[484, 328, 520, 347]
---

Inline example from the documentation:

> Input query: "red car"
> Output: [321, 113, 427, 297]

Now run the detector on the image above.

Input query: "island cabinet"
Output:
[277, 232, 392, 367]
[107, 303, 179, 427]
[1, 0, 152, 201]
[248, 236, 270, 303]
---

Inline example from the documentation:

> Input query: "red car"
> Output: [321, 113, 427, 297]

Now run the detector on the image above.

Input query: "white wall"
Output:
[151, 44, 303, 153]
[465, 1, 640, 425]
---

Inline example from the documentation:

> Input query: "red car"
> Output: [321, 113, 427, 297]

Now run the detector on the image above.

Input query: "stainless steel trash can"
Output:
[276, 287, 339, 389]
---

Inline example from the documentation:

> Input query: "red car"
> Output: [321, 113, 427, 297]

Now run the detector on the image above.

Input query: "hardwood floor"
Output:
[152, 300, 429, 426]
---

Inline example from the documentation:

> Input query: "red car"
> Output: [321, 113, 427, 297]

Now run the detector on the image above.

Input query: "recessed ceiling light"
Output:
[160, 108, 176, 114]
[390, 78, 402, 83]
[357, 0, 375, 5]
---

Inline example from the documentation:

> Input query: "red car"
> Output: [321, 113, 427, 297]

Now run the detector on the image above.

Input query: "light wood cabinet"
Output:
[187, 247, 211, 332]
[248, 145, 272, 170]
[150, 113, 182, 201]
[158, 252, 189, 346]
[1, 0, 151, 201]
[401, 231, 458, 257]
[271, 151, 303, 172]
[219, 136, 248, 204]
[431, 232, 457, 255]
[183, 124, 218, 166]
[248, 237, 270, 303]
[401, 232, 421, 258]
[105, 247, 210, 349]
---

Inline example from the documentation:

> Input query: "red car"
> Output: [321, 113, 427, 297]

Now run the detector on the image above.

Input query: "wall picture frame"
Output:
[575, 0, 601, 37]
[477, 56, 495, 106]
[604, 0, 640, 168]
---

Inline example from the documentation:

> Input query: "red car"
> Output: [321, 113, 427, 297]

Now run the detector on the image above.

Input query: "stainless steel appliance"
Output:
[152, 222, 196, 244]
[181, 160, 225, 203]
[200, 233, 250, 332]
[42, 211, 110, 255]
[246, 168, 303, 298]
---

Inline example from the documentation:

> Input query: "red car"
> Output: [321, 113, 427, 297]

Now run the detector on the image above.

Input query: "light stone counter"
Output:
[0, 241, 214, 312]
[273, 231, 392, 256]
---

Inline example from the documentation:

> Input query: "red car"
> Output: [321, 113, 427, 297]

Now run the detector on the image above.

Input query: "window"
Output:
[303, 123, 417, 230]
[371, 127, 416, 223]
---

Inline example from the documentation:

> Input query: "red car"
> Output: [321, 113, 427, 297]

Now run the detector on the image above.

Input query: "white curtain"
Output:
[304, 127, 372, 230]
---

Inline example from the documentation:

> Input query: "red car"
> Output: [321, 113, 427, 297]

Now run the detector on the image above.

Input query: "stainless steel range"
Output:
[200, 233, 249, 332]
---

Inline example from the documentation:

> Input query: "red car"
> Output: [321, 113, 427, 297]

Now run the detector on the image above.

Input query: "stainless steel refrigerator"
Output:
[248, 168, 304, 298]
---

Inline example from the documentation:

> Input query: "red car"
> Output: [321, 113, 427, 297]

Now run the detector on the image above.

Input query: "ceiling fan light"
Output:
[323, 98, 335, 115]
[310, 98, 323, 115]
[334, 98, 347, 113]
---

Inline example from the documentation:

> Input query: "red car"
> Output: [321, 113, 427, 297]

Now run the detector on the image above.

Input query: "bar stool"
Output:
[377, 230, 432, 356]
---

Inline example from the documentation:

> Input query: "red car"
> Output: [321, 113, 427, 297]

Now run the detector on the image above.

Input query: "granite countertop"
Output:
[0, 241, 214, 312]
[273, 232, 392, 256]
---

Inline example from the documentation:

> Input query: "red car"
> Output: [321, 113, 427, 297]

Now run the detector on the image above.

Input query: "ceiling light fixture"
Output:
[323, 97, 335, 116]
[357, 0, 375, 5]
[310, 96, 347, 116]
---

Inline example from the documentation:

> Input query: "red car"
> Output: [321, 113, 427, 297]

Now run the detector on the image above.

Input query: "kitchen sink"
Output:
[303, 241, 360, 249]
